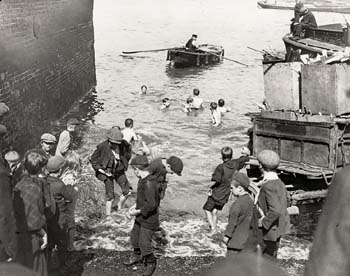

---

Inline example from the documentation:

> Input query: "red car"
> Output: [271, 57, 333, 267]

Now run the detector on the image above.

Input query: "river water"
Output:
[73, 0, 346, 263]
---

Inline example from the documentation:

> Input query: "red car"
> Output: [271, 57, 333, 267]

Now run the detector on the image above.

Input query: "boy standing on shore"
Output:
[223, 172, 258, 256]
[122, 118, 138, 144]
[125, 156, 161, 276]
[56, 118, 79, 157]
[203, 147, 240, 234]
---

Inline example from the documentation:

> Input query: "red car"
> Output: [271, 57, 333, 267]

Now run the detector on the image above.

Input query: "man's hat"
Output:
[0, 103, 9, 117]
[257, 150, 280, 170]
[192, 34, 198, 38]
[232, 172, 250, 189]
[40, 133, 57, 144]
[47, 156, 67, 172]
[0, 124, 7, 136]
[4, 151, 20, 163]
[130, 155, 149, 167]
[106, 128, 123, 144]
[67, 118, 79, 126]
[166, 156, 183, 176]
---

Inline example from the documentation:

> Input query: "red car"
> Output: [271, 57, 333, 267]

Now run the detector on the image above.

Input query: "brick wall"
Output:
[0, 0, 96, 153]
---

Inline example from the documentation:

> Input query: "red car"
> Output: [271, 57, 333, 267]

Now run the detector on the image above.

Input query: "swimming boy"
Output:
[140, 85, 148, 95]
[192, 88, 203, 109]
[223, 172, 258, 256]
[203, 147, 240, 234]
[161, 98, 171, 110]
[210, 102, 221, 127]
[184, 97, 195, 113]
[125, 156, 160, 276]
[217, 99, 231, 114]
[122, 118, 138, 144]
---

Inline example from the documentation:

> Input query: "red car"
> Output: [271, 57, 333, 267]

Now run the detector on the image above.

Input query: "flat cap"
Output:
[67, 118, 79, 126]
[130, 155, 149, 167]
[257, 150, 280, 170]
[4, 151, 20, 163]
[106, 128, 123, 144]
[40, 133, 57, 144]
[47, 156, 66, 172]
[0, 103, 9, 117]
[0, 124, 7, 136]
[232, 172, 250, 189]
[167, 156, 183, 176]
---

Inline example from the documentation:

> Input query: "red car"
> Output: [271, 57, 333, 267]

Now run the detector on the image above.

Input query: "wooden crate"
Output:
[301, 64, 350, 115]
[263, 62, 301, 110]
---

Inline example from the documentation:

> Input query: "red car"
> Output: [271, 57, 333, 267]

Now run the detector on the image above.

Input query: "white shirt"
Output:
[192, 97, 203, 109]
[217, 106, 230, 114]
[211, 109, 221, 126]
[122, 128, 138, 143]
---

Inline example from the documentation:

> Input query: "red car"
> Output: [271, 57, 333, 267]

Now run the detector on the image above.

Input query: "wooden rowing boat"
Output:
[257, 1, 350, 14]
[166, 44, 224, 68]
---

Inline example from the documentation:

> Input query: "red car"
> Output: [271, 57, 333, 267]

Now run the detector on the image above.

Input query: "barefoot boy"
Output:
[203, 147, 239, 234]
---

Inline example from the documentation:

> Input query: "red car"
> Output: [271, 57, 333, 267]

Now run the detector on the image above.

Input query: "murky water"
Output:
[72, 0, 346, 263]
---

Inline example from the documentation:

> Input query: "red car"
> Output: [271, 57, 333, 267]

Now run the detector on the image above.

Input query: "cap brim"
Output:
[175, 172, 182, 176]
[110, 140, 122, 144]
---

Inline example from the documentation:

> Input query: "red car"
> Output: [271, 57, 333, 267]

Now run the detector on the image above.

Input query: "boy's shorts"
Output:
[203, 196, 224, 211]
[115, 171, 132, 196]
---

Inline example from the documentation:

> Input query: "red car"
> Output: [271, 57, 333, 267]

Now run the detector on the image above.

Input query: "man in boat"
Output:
[290, 0, 303, 33]
[185, 34, 198, 51]
[292, 4, 317, 37]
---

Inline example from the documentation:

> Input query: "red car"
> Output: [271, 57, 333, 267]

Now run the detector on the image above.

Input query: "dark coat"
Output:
[257, 179, 289, 241]
[185, 38, 197, 50]
[225, 194, 257, 250]
[304, 167, 350, 276]
[90, 140, 132, 178]
[300, 10, 317, 29]
[211, 159, 243, 205]
[0, 157, 17, 259]
[135, 175, 161, 231]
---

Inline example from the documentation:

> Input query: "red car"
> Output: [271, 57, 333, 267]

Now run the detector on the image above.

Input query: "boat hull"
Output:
[257, 1, 350, 14]
[167, 45, 224, 68]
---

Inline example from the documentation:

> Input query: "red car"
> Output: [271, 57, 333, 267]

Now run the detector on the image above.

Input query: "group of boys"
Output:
[203, 146, 289, 259]
[0, 105, 80, 276]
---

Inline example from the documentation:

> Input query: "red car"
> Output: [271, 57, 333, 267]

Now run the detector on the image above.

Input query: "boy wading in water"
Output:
[203, 146, 240, 235]
[223, 172, 259, 256]
[125, 156, 161, 276]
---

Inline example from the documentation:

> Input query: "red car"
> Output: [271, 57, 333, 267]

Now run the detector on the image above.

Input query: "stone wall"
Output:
[0, 0, 96, 153]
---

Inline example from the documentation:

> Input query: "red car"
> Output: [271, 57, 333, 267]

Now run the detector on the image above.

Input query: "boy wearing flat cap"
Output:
[46, 156, 74, 270]
[256, 150, 289, 258]
[55, 118, 79, 157]
[39, 133, 57, 159]
[90, 127, 132, 215]
[223, 172, 258, 256]
[125, 156, 160, 276]
[146, 156, 183, 199]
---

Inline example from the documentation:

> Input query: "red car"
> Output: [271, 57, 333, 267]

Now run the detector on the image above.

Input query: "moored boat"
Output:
[257, 1, 350, 14]
[283, 23, 350, 61]
[166, 44, 224, 68]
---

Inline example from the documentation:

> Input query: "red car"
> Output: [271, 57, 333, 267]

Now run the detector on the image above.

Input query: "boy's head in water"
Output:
[187, 97, 194, 104]
[193, 88, 200, 97]
[140, 85, 148, 94]
[210, 102, 218, 110]
[125, 118, 134, 129]
[218, 99, 225, 107]
[161, 98, 170, 109]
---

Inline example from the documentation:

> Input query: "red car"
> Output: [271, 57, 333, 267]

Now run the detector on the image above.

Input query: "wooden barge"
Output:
[166, 44, 224, 68]
[283, 23, 350, 61]
[257, 1, 350, 14]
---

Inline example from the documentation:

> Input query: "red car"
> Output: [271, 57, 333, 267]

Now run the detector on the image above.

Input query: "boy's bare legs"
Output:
[205, 210, 216, 234]
[212, 208, 218, 232]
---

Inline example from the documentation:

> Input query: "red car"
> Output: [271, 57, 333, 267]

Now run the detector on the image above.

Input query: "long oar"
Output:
[122, 47, 179, 54]
[202, 49, 249, 67]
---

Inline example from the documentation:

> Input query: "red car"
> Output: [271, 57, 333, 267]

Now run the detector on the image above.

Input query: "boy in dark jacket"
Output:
[46, 156, 74, 270]
[223, 172, 258, 256]
[125, 156, 161, 276]
[203, 147, 243, 234]
[90, 127, 132, 215]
